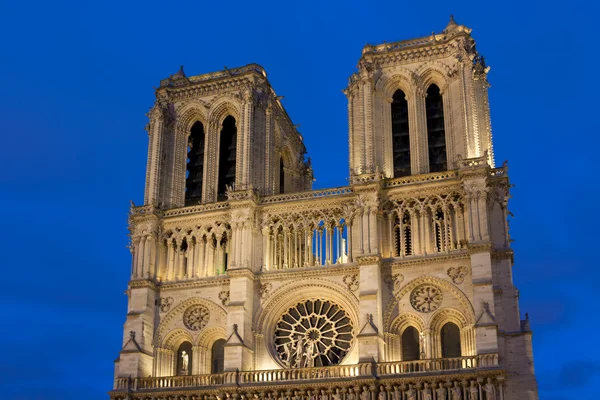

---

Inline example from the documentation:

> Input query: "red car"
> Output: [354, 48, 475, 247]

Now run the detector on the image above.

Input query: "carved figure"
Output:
[436, 383, 447, 400]
[181, 350, 189, 372]
[360, 387, 370, 400]
[294, 336, 305, 368]
[332, 389, 341, 400]
[469, 381, 478, 399]
[483, 378, 496, 399]
[451, 383, 462, 400]
[304, 342, 315, 368]
[422, 383, 432, 400]
[378, 386, 387, 400]
[405, 386, 416, 400]
[347, 388, 357, 400]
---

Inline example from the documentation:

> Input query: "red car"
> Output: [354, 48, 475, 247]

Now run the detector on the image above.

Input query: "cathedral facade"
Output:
[111, 18, 538, 400]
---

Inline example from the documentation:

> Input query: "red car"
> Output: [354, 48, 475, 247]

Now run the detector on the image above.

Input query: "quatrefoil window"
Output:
[410, 285, 443, 313]
[183, 305, 210, 331]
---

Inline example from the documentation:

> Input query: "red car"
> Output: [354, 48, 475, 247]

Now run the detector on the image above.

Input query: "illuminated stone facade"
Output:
[111, 17, 538, 400]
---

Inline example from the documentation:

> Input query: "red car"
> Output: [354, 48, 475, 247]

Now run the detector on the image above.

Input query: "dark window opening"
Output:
[217, 116, 237, 201]
[391, 90, 411, 177]
[211, 339, 226, 373]
[185, 121, 205, 205]
[402, 326, 420, 361]
[176, 341, 193, 376]
[426, 84, 447, 172]
[279, 157, 285, 194]
[441, 322, 461, 358]
[403, 212, 412, 256]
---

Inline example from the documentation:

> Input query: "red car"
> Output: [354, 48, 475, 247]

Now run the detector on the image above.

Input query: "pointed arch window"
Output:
[441, 322, 461, 358]
[176, 341, 193, 376]
[279, 157, 285, 194]
[185, 121, 205, 205]
[211, 339, 226, 373]
[401, 326, 420, 361]
[217, 116, 237, 201]
[391, 89, 411, 177]
[425, 84, 447, 172]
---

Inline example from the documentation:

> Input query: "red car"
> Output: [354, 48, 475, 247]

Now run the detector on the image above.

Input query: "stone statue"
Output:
[436, 383, 447, 400]
[332, 389, 341, 400]
[360, 386, 370, 400]
[181, 350, 189, 373]
[451, 383, 462, 400]
[347, 388, 357, 400]
[483, 378, 496, 399]
[304, 342, 315, 368]
[405, 386, 416, 400]
[469, 381, 478, 400]
[377, 386, 387, 400]
[282, 342, 292, 367]
[294, 337, 305, 368]
[422, 383, 432, 400]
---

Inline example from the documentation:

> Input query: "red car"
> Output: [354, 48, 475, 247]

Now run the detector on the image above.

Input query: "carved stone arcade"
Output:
[112, 17, 537, 400]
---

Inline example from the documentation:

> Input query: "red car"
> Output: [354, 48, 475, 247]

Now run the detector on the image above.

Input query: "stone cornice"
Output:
[386, 251, 469, 268]
[258, 264, 360, 281]
[158, 276, 230, 292]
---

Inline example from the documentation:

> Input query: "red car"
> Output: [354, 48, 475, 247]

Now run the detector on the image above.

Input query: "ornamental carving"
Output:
[183, 305, 210, 331]
[343, 274, 359, 291]
[257, 283, 272, 299]
[274, 299, 354, 368]
[447, 266, 468, 284]
[218, 291, 230, 306]
[159, 296, 173, 313]
[384, 273, 404, 292]
[410, 285, 443, 313]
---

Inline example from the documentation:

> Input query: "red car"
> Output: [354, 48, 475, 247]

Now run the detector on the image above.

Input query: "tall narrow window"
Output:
[176, 341, 193, 376]
[185, 121, 205, 205]
[391, 90, 411, 177]
[403, 212, 412, 256]
[279, 157, 285, 194]
[425, 84, 447, 172]
[211, 339, 226, 373]
[402, 326, 420, 361]
[217, 116, 237, 201]
[441, 322, 461, 358]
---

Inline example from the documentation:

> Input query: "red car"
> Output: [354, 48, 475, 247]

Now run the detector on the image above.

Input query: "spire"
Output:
[172, 65, 186, 79]
[444, 14, 458, 33]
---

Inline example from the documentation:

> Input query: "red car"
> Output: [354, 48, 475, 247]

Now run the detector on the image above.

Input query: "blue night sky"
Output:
[0, 1, 597, 399]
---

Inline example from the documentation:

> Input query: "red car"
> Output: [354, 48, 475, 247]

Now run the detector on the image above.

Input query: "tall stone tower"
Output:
[111, 18, 538, 400]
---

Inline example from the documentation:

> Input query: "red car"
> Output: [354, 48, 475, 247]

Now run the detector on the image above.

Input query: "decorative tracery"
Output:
[183, 305, 210, 331]
[410, 285, 443, 313]
[274, 299, 354, 368]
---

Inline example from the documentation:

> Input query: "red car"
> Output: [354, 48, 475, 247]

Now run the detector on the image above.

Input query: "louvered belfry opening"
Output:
[425, 84, 447, 172]
[441, 322, 462, 358]
[402, 326, 420, 361]
[185, 121, 206, 205]
[217, 116, 237, 201]
[279, 157, 285, 194]
[391, 89, 411, 177]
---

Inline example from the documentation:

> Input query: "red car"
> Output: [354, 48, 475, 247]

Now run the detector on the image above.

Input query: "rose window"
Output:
[274, 299, 354, 368]
[410, 284, 443, 313]
[183, 305, 210, 331]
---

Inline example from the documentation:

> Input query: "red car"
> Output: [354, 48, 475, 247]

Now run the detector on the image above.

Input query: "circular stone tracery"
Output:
[274, 299, 354, 368]
[410, 284, 443, 313]
[183, 305, 210, 331]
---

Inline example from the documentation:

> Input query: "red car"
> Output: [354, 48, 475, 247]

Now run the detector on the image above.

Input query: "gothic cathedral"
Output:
[111, 18, 538, 400]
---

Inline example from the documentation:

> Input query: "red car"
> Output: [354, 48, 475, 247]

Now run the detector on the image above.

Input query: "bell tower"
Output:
[144, 65, 313, 209]
[345, 16, 494, 179]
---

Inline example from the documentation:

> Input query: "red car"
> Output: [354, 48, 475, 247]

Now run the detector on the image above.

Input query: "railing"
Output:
[384, 171, 458, 188]
[163, 201, 229, 217]
[377, 354, 498, 376]
[262, 187, 353, 204]
[114, 355, 499, 391]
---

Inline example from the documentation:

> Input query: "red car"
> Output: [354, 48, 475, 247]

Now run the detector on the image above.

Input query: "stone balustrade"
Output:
[113, 355, 499, 392]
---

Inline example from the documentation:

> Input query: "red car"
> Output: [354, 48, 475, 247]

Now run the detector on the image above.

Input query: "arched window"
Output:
[185, 121, 205, 205]
[441, 322, 461, 358]
[176, 341, 193, 376]
[391, 90, 411, 177]
[401, 326, 420, 361]
[211, 339, 226, 373]
[279, 157, 285, 194]
[434, 208, 445, 252]
[425, 84, 447, 172]
[217, 116, 237, 201]
[403, 212, 412, 256]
